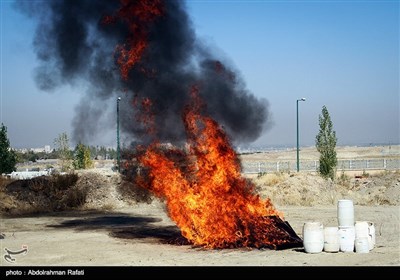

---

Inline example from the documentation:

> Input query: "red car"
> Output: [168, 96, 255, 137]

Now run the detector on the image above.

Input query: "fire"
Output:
[112, 0, 302, 249]
[132, 95, 156, 136]
[132, 87, 300, 249]
[103, 0, 164, 80]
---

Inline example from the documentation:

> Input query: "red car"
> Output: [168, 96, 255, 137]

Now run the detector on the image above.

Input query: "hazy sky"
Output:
[1, 0, 399, 149]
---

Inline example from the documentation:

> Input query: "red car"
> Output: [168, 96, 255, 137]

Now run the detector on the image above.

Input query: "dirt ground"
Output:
[0, 145, 399, 268]
[0, 204, 398, 267]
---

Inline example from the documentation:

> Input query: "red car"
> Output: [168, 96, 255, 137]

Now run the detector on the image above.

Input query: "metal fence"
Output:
[241, 158, 400, 174]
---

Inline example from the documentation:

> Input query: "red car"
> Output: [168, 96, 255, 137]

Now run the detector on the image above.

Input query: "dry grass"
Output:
[0, 173, 88, 216]
[257, 173, 338, 206]
[117, 179, 154, 204]
[1, 167, 398, 216]
[252, 169, 399, 207]
[0, 177, 19, 213]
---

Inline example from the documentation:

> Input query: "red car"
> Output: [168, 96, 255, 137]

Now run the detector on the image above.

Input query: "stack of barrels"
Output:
[302, 199, 375, 254]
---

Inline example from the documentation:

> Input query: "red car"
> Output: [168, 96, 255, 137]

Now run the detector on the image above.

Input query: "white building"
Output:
[17, 145, 53, 154]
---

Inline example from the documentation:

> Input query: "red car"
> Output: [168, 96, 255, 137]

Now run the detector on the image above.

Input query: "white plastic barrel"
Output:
[338, 226, 355, 252]
[323, 226, 340, 252]
[355, 237, 369, 253]
[303, 222, 324, 254]
[355, 221, 369, 238]
[355, 221, 375, 250]
[337, 199, 354, 227]
[367, 221, 376, 250]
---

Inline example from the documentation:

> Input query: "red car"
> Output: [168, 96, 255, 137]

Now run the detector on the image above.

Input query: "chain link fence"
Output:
[241, 158, 400, 174]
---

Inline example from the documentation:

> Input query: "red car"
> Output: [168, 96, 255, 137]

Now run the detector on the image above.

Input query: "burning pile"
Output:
[131, 86, 302, 249]
[20, 0, 302, 249]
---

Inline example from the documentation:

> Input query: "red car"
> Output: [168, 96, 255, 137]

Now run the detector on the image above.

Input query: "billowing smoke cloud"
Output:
[15, 0, 272, 147]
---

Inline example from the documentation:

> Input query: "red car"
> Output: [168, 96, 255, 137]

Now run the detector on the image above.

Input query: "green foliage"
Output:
[257, 172, 267, 178]
[15, 149, 58, 163]
[337, 170, 351, 188]
[73, 143, 93, 170]
[54, 132, 73, 172]
[25, 150, 39, 162]
[315, 106, 338, 180]
[0, 123, 17, 174]
[362, 169, 370, 178]
[87, 145, 117, 160]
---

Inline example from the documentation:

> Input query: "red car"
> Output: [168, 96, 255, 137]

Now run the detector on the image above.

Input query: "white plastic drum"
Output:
[337, 199, 354, 227]
[355, 221, 369, 238]
[303, 222, 324, 254]
[338, 226, 355, 252]
[367, 221, 376, 250]
[323, 226, 340, 252]
[355, 237, 370, 253]
[355, 221, 375, 250]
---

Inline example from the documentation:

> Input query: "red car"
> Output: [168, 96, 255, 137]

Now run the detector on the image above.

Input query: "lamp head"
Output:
[117, 97, 121, 101]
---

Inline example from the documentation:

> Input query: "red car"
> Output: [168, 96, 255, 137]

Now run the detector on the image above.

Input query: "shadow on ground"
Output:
[47, 211, 190, 246]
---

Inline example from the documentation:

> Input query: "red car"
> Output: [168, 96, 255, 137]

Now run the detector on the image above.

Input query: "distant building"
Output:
[44, 145, 51, 153]
[16, 145, 52, 154]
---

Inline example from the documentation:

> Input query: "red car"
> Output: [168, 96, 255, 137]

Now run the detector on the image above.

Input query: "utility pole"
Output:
[117, 97, 121, 172]
[296, 98, 306, 172]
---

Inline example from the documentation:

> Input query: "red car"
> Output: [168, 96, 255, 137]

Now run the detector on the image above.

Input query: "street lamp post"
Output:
[296, 98, 306, 172]
[117, 97, 121, 172]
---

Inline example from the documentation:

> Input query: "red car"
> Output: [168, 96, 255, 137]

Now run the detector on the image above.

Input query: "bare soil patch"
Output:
[1, 145, 399, 266]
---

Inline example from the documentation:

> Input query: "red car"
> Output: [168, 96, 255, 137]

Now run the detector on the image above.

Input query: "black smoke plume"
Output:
[15, 0, 272, 147]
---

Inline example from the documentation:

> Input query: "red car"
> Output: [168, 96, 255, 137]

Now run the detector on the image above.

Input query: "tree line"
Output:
[0, 129, 120, 174]
[1, 105, 338, 179]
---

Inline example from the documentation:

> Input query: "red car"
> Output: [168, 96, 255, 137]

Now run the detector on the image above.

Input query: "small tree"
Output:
[0, 123, 17, 174]
[315, 105, 338, 180]
[54, 132, 72, 172]
[73, 143, 93, 170]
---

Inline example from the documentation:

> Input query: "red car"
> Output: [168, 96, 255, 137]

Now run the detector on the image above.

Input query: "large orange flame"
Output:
[112, 0, 302, 249]
[133, 87, 300, 249]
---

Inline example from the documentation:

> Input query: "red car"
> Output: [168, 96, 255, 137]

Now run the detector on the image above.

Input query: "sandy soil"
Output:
[0, 145, 399, 268]
[0, 203, 399, 267]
